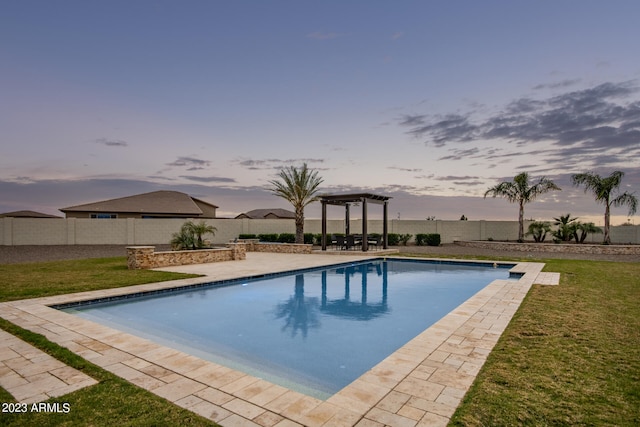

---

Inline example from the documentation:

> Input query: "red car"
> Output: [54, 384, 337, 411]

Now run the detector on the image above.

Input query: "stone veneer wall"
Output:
[456, 240, 640, 255]
[127, 243, 246, 269]
[238, 239, 313, 254]
[127, 241, 313, 269]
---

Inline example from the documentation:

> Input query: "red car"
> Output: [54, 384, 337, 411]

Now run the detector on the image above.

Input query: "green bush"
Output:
[398, 234, 412, 246]
[277, 233, 296, 243]
[258, 233, 279, 242]
[387, 233, 400, 246]
[415, 234, 428, 246]
[425, 233, 441, 246]
[416, 233, 440, 246]
[238, 234, 257, 239]
[304, 233, 315, 244]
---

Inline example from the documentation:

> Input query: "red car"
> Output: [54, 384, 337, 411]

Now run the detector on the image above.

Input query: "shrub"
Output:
[387, 233, 400, 246]
[304, 233, 315, 244]
[425, 233, 441, 246]
[415, 234, 428, 246]
[277, 233, 296, 243]
[238, 234, 257, 239]
[258, 233, 279, 242]
[398, 234, 412, 246]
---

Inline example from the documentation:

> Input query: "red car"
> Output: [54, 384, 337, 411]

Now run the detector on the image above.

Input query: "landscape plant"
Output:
[484, 172, 561, 242]
[170, 220, 217, 250]
[268, 163, 324, 244]
[398, 233, 412, 245]
[386, 233, 400, 246]
[571, 170, 638, 244]
[572, 221, 603, 243]
[552, 213, 579, 242]
[277, 233, 296, 243]
[415, 233, 441, 246]
[525, 221, 552, 242]
[258, 233, 279, 242]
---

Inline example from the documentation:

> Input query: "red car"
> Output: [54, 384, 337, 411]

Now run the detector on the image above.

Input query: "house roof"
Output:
[0, 210, 61, 218]
[60, 191, 218, 215]
[235, 208, 296, 219]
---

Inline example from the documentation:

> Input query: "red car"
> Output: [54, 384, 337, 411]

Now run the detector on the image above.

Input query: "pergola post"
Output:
[383, 201, 388, 249]
[345, 204, 350, 236]
[361, 197, 368, 251]
[321, 200, 327, 250]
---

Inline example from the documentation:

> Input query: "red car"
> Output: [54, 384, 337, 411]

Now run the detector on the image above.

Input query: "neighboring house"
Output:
[0, 210, 61, 218]
[60, 191, 218, 219]
[235, 208, 295, 219]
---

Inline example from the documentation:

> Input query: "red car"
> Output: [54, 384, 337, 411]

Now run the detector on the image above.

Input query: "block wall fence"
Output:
[1, 217, 639, 246]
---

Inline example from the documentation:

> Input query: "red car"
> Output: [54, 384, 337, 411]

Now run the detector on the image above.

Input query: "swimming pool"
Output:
[61, 258, 515, 399]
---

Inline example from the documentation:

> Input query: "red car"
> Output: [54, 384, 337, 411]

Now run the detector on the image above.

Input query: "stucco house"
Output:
[235, 208, 295, 219]
[60, 190, 218, 219]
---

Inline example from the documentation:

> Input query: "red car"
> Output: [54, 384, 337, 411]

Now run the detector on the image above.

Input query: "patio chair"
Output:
[329, 234, 338, 249]
[335, 235, 347, 250]
[346, 235, 360, 251]
[368, 235, 383, 250]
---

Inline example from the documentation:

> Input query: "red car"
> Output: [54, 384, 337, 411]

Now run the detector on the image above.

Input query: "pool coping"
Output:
[0, 253, 552, 427]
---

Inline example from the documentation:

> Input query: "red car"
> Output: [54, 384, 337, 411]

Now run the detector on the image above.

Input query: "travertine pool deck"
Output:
[0, 253, 558, 426]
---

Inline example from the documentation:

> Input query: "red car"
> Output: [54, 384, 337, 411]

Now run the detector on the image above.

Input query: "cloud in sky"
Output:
[306, 31, 342, 40]
[401, 81, 640, 174]
[166, 157, 211, 170]
[235, 158, 325, 170]
[404, 81, 640, 149]
[180, 175, 236, 183]
[95, 138, 128, 147]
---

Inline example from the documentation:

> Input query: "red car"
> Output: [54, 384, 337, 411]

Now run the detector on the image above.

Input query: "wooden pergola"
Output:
[320, 193, 391, 251]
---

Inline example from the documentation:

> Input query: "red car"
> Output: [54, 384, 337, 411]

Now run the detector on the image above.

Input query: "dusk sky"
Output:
[2, 1, 639, 224]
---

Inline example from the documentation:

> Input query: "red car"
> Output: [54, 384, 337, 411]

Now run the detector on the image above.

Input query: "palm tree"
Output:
[170, 220, 216, 250]
[526, 221, 551, 242]
[187, 220, 217, 248]
[571, 171, 638, 244]
[484, 172, 561, 242]
[552, 213, 579, 242]
[572, 221, 602, 244]
[268, 163, 324, 244]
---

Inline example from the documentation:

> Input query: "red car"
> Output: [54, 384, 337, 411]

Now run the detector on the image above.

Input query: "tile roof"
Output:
[0, 210, 62, 218]
[59, 191, 217, 215]
[235, 208, 296, 219]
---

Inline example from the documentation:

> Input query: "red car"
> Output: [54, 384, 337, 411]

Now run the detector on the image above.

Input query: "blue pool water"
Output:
[62, 259, 514, 398]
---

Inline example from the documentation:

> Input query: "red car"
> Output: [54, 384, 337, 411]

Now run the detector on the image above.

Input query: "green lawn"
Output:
[0, 257, 199, 301]
[0, 257, 215, 426]
[1, 255, 638, 426]
[449, 258, 640, 426]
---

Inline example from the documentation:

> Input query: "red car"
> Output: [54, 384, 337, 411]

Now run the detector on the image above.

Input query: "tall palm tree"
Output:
[571, 170, 638, 244]
[268, 163, 324, 244]
[484, 172, 561, 242]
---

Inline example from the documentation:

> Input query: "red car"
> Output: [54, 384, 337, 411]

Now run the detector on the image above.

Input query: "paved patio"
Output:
[0, 253, 558, 426]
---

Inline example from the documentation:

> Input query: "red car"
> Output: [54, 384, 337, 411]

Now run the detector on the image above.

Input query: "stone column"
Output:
[127, 246, 155, 269]
[227, 242, 246, 260]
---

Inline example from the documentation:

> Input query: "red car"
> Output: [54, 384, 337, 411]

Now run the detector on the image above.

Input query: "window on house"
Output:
[91, 214, 117, 219]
